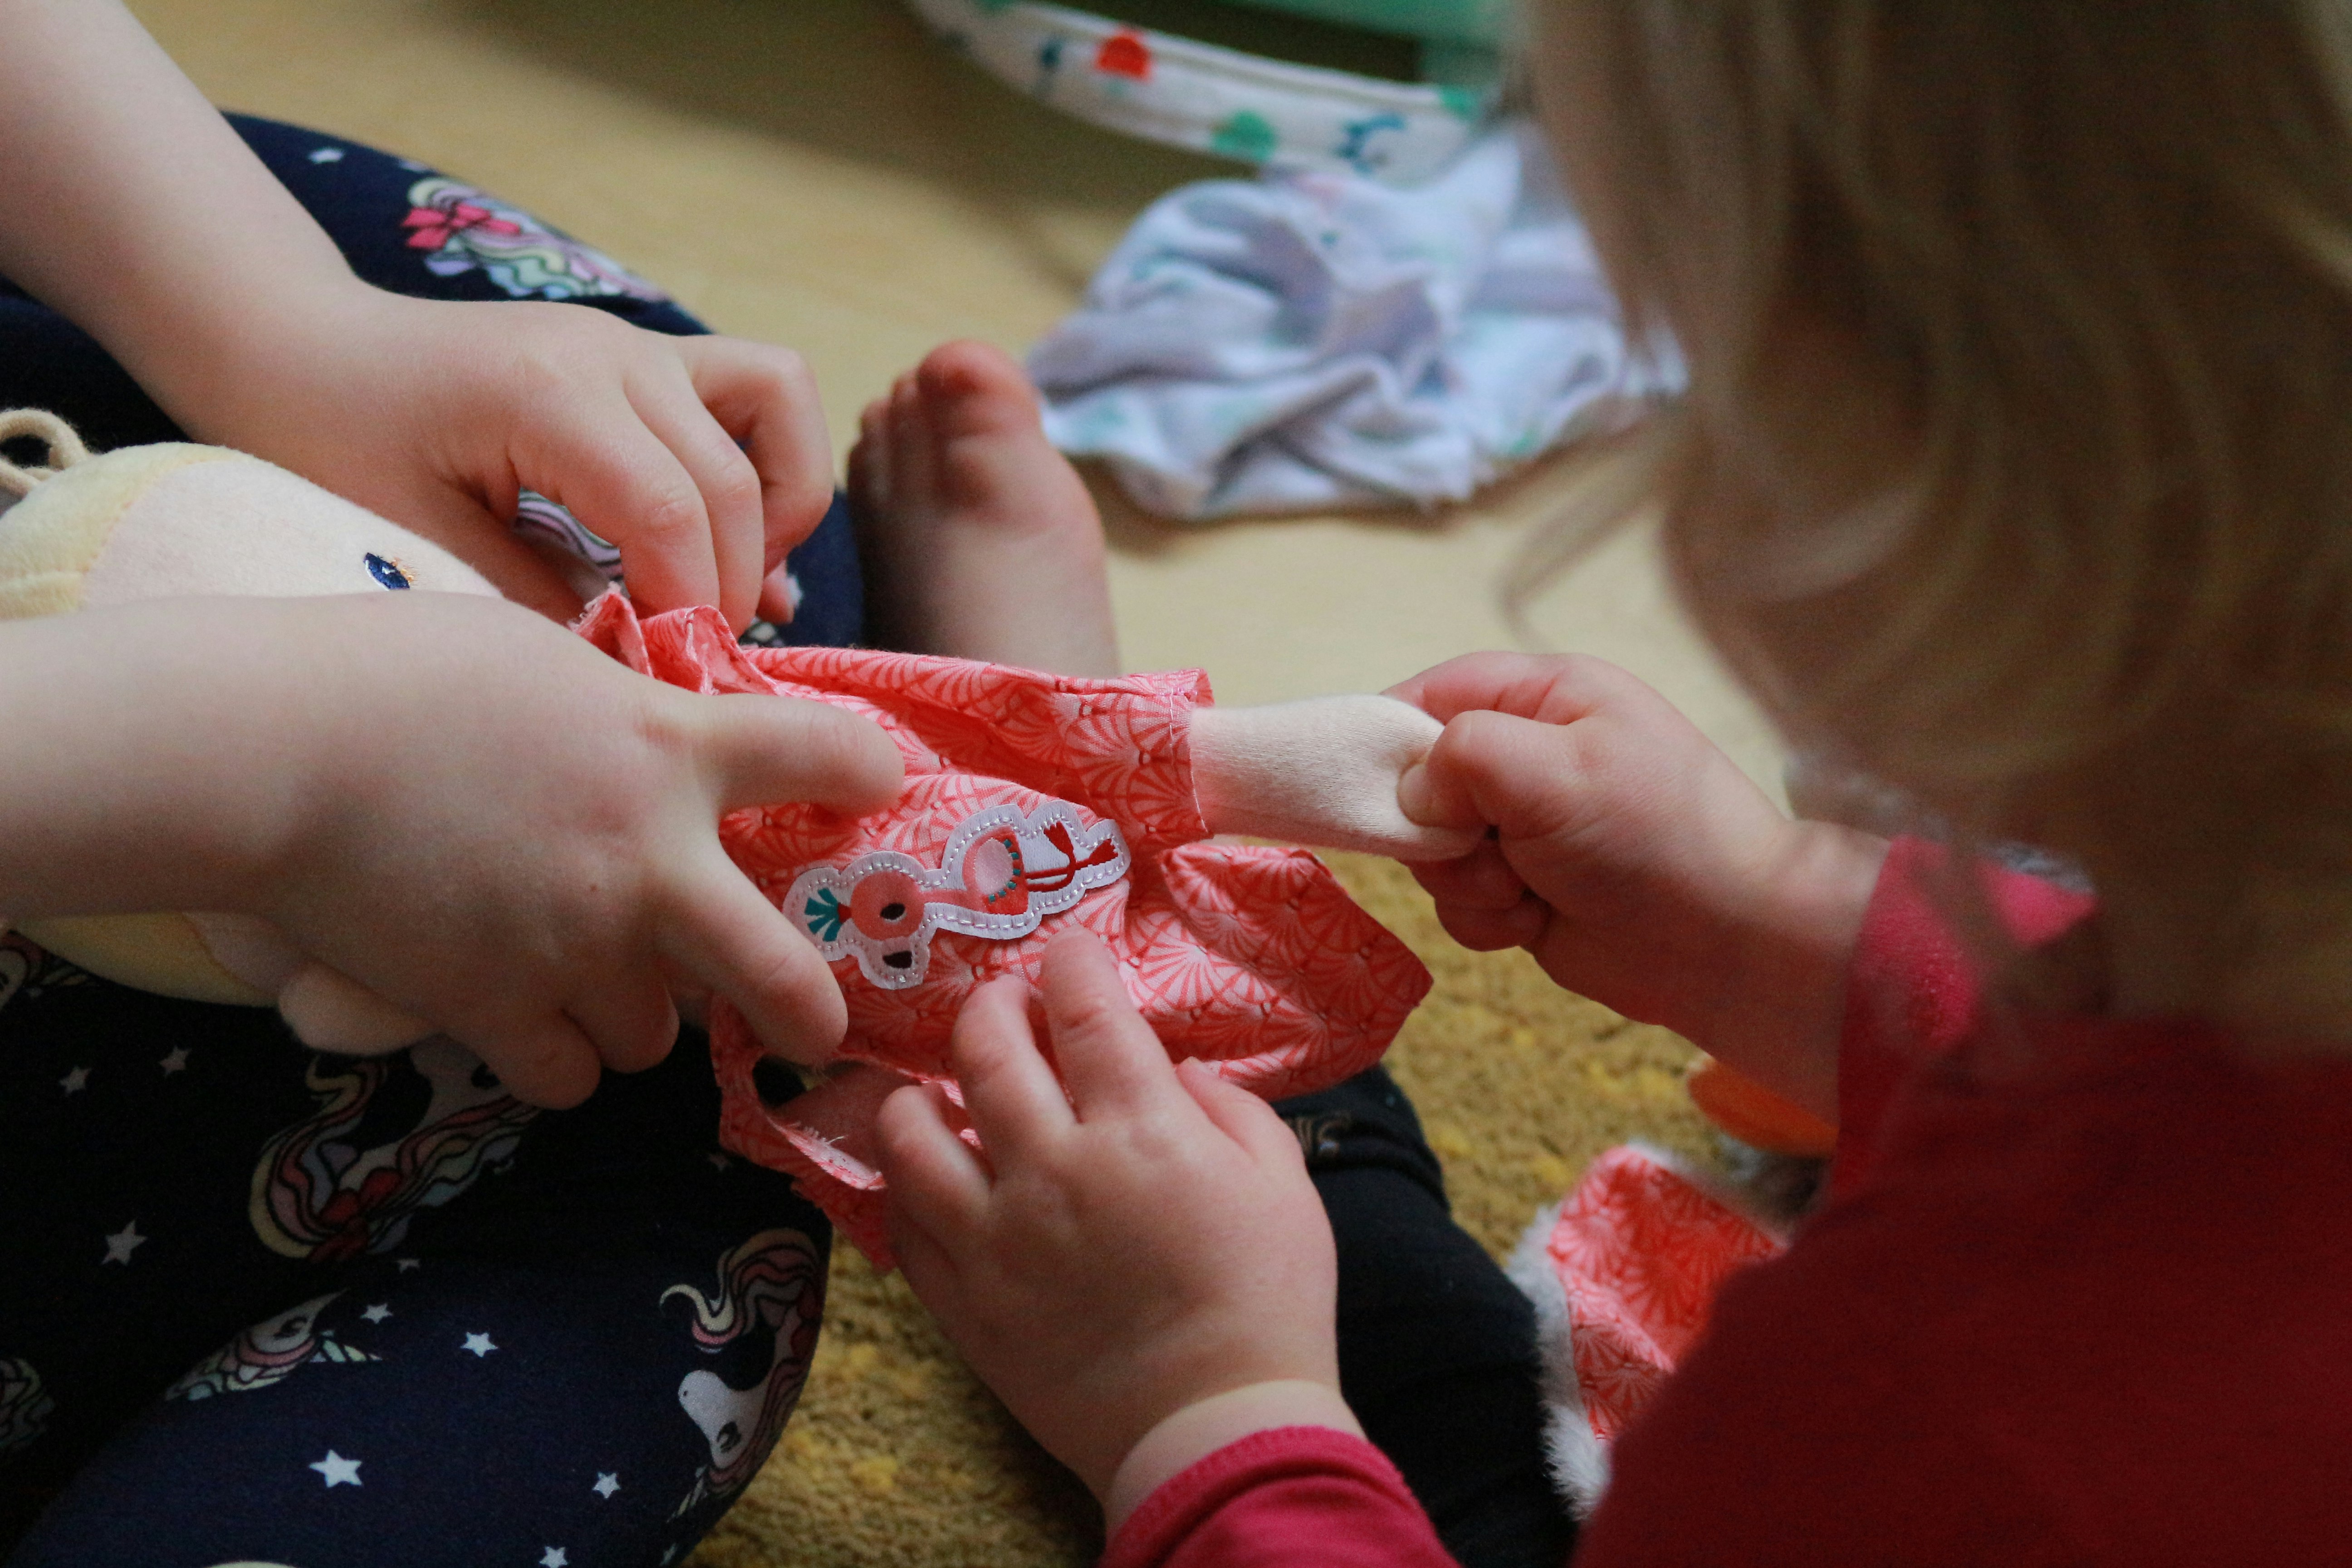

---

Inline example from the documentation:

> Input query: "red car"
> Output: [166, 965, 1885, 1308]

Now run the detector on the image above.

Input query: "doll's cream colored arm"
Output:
[0, 0, 363, 417]
[1189, 696, 1483, 862]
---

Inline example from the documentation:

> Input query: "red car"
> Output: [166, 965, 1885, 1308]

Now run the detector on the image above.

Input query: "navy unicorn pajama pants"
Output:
[0, 116, 853, 1568]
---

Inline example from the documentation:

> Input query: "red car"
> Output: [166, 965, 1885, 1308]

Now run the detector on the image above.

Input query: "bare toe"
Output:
[857, 341, 1117, 675]
[847, 430, 880, 518]
[913, 339, 1044, 440]
[848, 399, 889, 514]
[888, 373, 936, 502]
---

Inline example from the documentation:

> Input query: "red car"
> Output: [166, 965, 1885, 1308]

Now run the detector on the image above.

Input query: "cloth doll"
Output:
[0, 408, 1477, 1262]
[1504, 1143, 1789, 1517]
[573, 596, 1475, 1261]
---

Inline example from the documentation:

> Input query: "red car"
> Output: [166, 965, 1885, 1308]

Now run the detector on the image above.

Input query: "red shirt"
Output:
[1106, 840, 2352, 1567]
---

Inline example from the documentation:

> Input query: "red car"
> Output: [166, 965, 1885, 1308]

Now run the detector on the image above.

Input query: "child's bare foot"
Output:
[849, 341, 1119, 676]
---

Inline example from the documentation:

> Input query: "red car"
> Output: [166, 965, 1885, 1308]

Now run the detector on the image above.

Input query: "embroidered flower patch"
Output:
[400, 176, 668, 303]
[787, 802, 1129, 990]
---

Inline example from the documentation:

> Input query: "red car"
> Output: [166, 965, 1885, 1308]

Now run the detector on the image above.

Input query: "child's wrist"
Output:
[125, 272, 383, 440]
[0, 602, 338, 919]
[1709, 818, 1889, 1118]
[1102, 1379, 1365, 1533]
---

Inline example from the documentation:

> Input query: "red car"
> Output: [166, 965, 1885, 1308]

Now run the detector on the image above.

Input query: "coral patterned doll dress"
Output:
[579, 595, 1432, 1266]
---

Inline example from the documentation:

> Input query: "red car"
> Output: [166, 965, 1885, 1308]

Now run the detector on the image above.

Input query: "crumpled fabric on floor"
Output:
[1506, 1144, 1786, 1519]
[1029, 122, 1682, 519]
[575, 593, 1433, 1268]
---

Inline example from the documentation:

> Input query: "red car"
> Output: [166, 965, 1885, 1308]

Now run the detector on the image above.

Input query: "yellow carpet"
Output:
[693, 852, 1712, 1568]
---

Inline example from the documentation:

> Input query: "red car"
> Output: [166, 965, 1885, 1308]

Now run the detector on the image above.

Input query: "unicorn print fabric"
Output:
[575, 594, 1433, 1267]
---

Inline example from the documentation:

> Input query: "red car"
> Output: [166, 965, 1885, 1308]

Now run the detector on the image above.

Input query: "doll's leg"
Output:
[1274, 1068, 1579, 1568]
[10, 1027, 829, 1568]
[0, 113, 864, 647]
[847, 339, 1120, 674]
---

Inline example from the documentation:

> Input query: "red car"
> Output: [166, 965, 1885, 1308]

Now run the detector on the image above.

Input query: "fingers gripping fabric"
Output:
[575, 595, 1432, 1266]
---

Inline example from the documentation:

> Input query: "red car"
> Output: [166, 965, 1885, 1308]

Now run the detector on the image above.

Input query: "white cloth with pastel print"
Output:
[1030, 121, 1683, 519]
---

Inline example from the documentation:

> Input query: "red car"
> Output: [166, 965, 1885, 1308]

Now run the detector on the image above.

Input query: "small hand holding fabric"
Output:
[0, 0, 825, 632]
[246, 594, 903, 1108]
[1391, 651, 1885, 1122]
[181, 292, 833, 630]
[875, 931, 1359, 1519]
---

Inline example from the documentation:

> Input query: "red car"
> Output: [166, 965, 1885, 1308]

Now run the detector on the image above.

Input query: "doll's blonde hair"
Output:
[1531, 2, 2352, 913]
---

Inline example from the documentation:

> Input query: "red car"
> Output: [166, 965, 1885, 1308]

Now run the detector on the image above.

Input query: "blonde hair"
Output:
[1529, 3, 2352, 905]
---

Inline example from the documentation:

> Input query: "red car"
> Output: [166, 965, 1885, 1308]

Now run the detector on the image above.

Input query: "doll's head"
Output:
[1524, 4, 2352, 981]
[0, 409, 497, 1024]
[0, 409, 496, 612]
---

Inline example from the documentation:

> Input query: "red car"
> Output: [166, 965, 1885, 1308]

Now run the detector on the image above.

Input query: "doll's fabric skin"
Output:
[0, 118, 855, 1568]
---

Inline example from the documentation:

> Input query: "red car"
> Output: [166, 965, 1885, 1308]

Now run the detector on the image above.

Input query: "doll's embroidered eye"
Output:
[365, 553, 412, 590]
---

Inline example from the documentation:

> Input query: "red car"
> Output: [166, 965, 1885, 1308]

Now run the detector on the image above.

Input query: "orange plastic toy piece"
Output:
[1685, 1058, 1838, 1158]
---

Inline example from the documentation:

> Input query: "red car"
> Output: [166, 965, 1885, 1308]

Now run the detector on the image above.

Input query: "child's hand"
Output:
[0, 593, 903, 1108]
[873, 931, 1354, 1514]
[1389, 652, 1886, 1119]
[260, 593, 902, 1103]
[181, 291, 831, 632]
[0, 3, 825, 632]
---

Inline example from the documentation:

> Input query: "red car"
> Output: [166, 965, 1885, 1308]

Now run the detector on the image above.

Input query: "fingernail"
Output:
[1396, 760, 1433, 824]
[759, 564, 802, 626]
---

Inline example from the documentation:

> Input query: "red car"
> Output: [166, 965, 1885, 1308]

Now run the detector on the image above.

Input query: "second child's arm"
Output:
[1391, 652, 1886, 1123]
[874, 933, 1462, 1565]
[0, 0, 832, 628]
[877, 933, 1359, 1512]
[0, 593, 902, 1104]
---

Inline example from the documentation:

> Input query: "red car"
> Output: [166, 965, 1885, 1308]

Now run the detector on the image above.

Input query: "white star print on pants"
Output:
[101, 1221, 144, 1265]
[309, 1451, 363, 1488]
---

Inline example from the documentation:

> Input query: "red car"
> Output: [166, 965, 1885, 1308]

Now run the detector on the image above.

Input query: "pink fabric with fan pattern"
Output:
[574, 594, 1432, 1266]
[1543, 1147, 1784, 1445]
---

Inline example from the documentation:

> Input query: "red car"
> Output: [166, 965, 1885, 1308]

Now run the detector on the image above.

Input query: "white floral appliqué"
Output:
[788, 802, 1129, 989]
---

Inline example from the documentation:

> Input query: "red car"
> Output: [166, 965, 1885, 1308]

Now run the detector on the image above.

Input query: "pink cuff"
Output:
[1104, 1426, 1459, 1568]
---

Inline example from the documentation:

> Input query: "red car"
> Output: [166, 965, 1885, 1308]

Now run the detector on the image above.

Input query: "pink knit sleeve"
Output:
[1102, 1427, 1464, 1568]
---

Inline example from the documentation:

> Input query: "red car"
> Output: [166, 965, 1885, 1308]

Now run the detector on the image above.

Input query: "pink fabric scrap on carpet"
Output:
[1547, 1146, 1785, 1443]
[577, 593, 1433, 1267]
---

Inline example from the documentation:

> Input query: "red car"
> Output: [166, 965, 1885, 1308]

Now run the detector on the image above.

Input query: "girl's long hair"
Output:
[1526, 3, 2352, 974]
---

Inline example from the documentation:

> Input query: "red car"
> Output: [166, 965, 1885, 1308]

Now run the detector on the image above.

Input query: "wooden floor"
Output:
[132, 0, 1781, 788]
